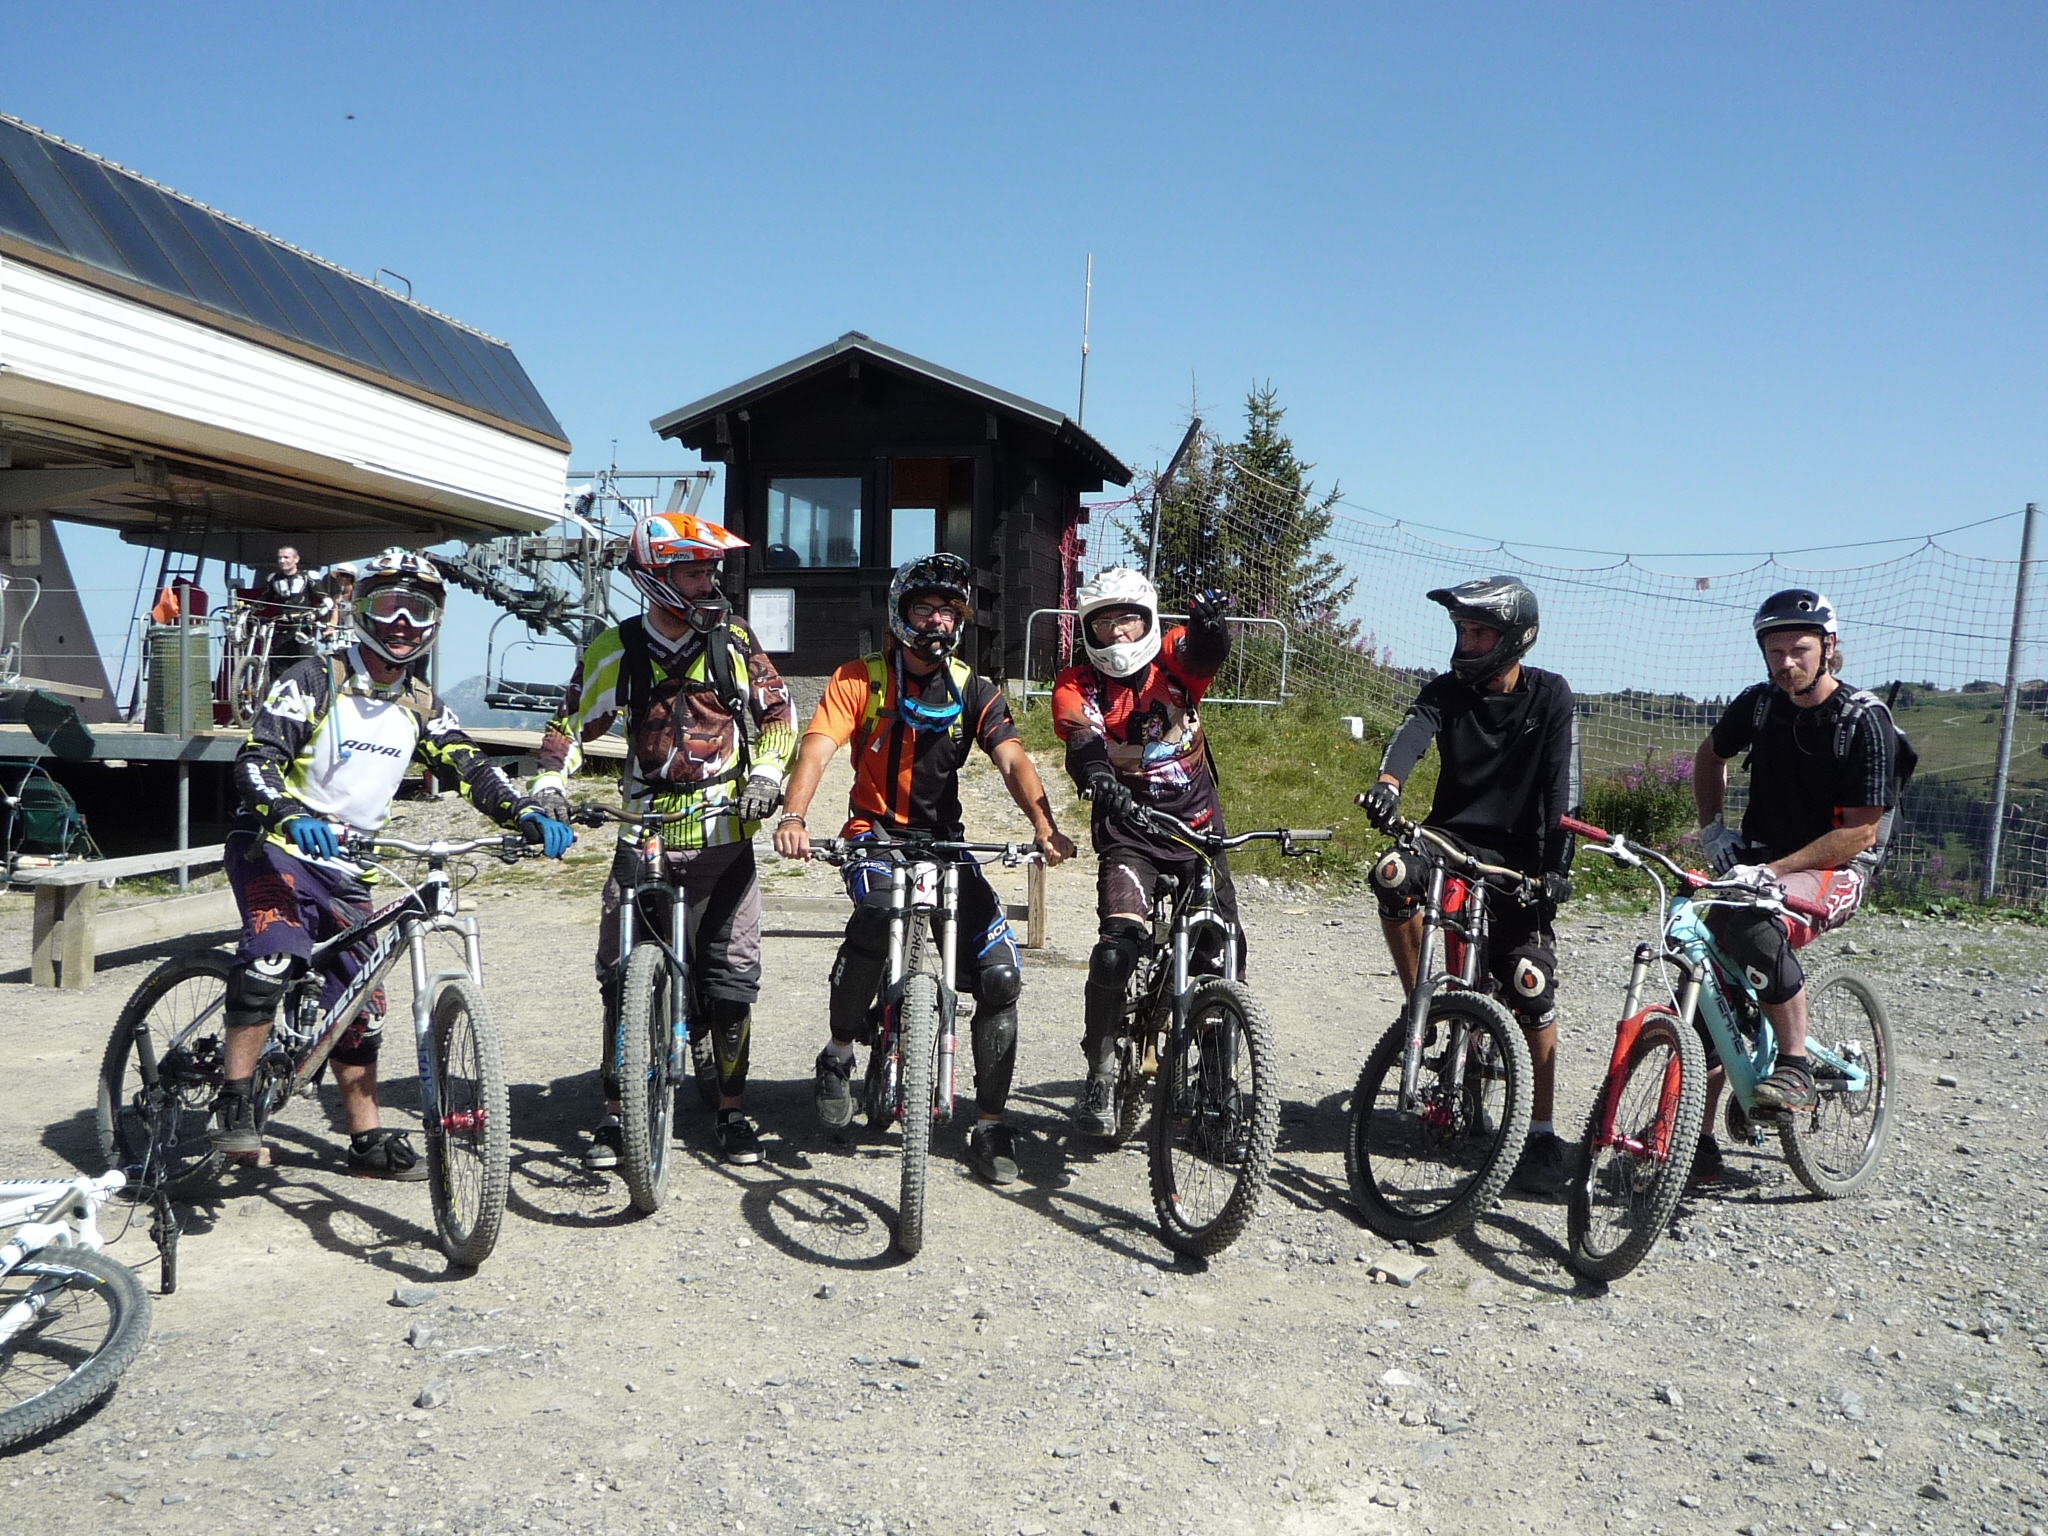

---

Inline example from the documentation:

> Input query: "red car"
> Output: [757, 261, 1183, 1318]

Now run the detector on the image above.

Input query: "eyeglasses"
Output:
[1089, 609, 1148, 640]
[359, 589, 441, 626]
[907, 600, 958, 623]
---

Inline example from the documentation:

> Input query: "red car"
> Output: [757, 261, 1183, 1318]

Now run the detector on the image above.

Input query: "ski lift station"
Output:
[0, 112, 569, 870]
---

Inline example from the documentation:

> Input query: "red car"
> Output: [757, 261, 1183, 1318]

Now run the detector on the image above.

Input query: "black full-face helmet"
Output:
[1427, 575, 1540, 685]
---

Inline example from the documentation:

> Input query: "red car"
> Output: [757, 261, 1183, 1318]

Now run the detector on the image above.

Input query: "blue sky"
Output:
[7, 3, 2046, 688]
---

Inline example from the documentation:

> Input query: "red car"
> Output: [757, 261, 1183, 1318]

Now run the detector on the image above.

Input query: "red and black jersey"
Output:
[806, 650, 1019, 838]
[1052, 622, 1227, 857]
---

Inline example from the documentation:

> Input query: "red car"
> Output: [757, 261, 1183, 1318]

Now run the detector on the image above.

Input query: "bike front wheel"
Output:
[1346, 990, 1533, 1244]
[426, 979, 511, 1267]
[617, 946, 677, 1215]
[96, 950, 233, 1197]
[0, 1248, 153, 1452]
[1567, 1007, 1705, 1283]
[894, 971, 940, 1257]
[1150, 978, 1279, 1258]
[1780, 967, 1895, 1199]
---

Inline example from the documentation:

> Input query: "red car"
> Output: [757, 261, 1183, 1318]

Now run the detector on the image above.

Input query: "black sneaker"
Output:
[815, 1048, 855, 1130]
[208, 1087, 261, 1156]
[1752, 1058, 1818, 1115]
[968, 1121, 1019, 1185]
[583, 1115, 624, 1170]
[1510, 1130, 1572, 1196]
[348, 1128, 428, 1182]
[715, 1110, 764, 1166]
[1075, 1064, 1119, 1139]
[1690, 1133, 1727, 1187]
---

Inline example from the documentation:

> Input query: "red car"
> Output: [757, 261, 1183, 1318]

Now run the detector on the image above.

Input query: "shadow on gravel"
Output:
[1453, 1204, 1598, 1298]
[33, 1107, 100, 1176]
[1274, 1087, 1352, 1157]
[708, 1163, 905, 1270]
[237, 1124, 449, 1281]
[1265, 1159, 1351, 1219]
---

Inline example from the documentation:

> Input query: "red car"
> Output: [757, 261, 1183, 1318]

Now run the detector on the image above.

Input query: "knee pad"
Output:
[1497, 941, 1557, 1027]
[1710, 909, 1803, 1006]
[1087, 920, 1148, 994]
[226, 953, 300, 1030]
[973, 961, 1022, 1010]
[829, 909, 892, 1042]
[1370, 844, 1425, 920]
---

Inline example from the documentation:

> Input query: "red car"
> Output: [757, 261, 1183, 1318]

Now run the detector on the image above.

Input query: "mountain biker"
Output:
[212, 549, 575, 1178]
[1360, 575, 1579, 1195]
[1050, 568, 1235, 1136]
[772, 553, 1076, 1185]
[532, 512, 796, 1169]
[1690, 588, 1897, 1178]
[259, 545, 322, 667]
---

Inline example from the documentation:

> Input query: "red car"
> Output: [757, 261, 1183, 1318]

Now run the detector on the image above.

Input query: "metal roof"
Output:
[651, 332, 1131, 486]
[0, 113, 567, 448]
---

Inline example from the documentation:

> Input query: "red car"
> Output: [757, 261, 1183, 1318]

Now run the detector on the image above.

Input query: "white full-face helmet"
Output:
[1076, 567, 1161, 679]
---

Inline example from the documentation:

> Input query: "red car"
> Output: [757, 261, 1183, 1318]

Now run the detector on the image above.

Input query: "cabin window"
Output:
[888, 458, 975, 569]
[763, 477, 863, 568]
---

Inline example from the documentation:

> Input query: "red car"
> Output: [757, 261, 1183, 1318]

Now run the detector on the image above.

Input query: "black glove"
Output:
[1084, 771, 1137, 823]
[1186, 589, 1231, 633]
[735, 773, 782, 823]
[1358, 781, 1403, 833]
[1542, 872, 1573, 908]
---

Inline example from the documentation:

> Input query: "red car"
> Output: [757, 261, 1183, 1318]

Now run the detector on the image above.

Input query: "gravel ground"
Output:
[1, 749, 2044, 1536]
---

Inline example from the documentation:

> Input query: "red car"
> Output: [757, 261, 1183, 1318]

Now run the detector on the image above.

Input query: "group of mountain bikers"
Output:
[203, 506, 1905, 1205]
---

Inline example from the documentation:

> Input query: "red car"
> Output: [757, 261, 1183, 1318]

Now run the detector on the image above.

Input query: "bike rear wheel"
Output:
[0, 1247, 152, 1452]
[1150, 978, 1279, 1258]
[426, 979, 511, 1267]
[1346, 990, 1532, 1243]
[894, 971, 940, 1257]
[1567, 1008, 1705, 1282]
[617, 946, 677, 1215]
[96, 951, 233, 1197]
[1780, 967, 1895, 1199]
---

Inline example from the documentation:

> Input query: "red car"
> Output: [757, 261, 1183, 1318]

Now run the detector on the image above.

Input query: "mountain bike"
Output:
[1345, 815, 1538, 1244]
[810, 832, 1043, 1258]
[1559, 814, 1895, 1282]
[568, 802, 725, 1215]
[96, 832, 534, 1268]
[0, 1171, 152, 1451]
[1092, 806, 1331, 1258]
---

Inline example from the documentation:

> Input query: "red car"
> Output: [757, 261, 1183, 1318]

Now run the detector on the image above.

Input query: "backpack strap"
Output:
[330, 652, 433, 725]
[618, 615, 652, 731]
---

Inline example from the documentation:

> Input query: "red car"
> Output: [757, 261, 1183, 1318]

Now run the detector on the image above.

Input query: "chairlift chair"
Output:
[482, 613, 573, 714]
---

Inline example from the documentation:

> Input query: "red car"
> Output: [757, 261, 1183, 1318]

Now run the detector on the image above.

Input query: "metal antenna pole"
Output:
[1983, 501, 2040, 902]
[1077, 254, 1093, 426]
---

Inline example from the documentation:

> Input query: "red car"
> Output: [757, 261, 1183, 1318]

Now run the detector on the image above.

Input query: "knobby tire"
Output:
[1150, 978, 1278, 1259]
[1566, 1008, 1705, 1283]
[427, 979, 511, 1267]
[0, 1248, 152, 1452]
[1779, 967, 1895, 1199]
[894, 971, 940, 1257]
[617, 947, 676, 1215]
[96, 950, 233, 1198]
[1346, 990, 1533, 1244]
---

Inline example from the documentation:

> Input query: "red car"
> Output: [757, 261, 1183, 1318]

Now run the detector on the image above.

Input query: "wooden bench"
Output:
[13, 845, 230, 990]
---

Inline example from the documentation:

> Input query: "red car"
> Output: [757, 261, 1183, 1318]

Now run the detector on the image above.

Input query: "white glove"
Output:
[1719, 863, 1778, 894]
[1698, 819, 1743, 875]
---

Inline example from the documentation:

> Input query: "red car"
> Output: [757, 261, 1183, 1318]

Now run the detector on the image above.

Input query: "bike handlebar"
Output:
[806, 835, 1045, 868]
[1558, 815, 1830, 923]
[1108, 802, 1333, 858]
[345, 832, 531, 862]
[570, 802, 705, 829]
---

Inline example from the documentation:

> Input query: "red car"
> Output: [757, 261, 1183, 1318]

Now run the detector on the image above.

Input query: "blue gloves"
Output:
[283, 817, 342, 861]
[519, 809, 575, 859]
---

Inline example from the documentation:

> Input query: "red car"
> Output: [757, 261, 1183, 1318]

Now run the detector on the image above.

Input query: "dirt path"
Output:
[2, 750, 2044, 1536]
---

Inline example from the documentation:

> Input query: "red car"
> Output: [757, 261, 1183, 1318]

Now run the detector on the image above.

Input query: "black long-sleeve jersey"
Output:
[1379, 665, 1578, 877]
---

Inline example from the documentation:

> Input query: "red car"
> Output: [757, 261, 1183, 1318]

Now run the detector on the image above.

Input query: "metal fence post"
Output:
[1983, 502, 2040, 903]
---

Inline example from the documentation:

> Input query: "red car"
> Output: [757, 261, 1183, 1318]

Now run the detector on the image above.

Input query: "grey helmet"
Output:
[1751, 588, 1838, 644]
[1427, 575, 1539, 685]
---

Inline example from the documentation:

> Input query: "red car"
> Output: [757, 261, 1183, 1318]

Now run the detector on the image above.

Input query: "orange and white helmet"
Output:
[626, 513, 749, 632]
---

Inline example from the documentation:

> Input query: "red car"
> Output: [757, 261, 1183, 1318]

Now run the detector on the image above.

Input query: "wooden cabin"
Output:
[652, 333, 1130, 682]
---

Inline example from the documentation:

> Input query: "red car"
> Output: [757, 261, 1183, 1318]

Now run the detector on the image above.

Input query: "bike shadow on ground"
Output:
[1274, 1085, 1352, 1158]
[1003, 1083, 1210, 1271]
[228, 1121, 453, 1282]
[32, 1106, 104, 1176]
[1451, 1200, 1601, 1298]
[699, 1158, 908, 1271]
[500, 1073, 648, 1232]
